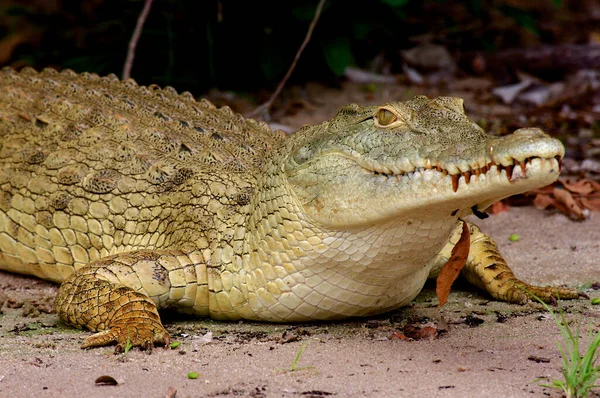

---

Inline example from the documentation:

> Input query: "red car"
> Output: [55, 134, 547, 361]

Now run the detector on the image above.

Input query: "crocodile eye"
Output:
[376, 108, 397, 126]
[293, 145, 312, 165]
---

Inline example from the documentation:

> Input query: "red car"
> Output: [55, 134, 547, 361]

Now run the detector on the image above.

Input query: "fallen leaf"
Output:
[436, 221, 470, 307]
[492, 80, 534, 104]
[580, 196, 600, 211]
[588, 180, 600, 191]
[165, 386, 177, 398]
[463, 314, 485, 327]
[279, 330, 300, 344]
[403, 324, 438, 340]
[390, 331, 410, 341]
[552, 187, 586, 220]
[533, 192, 555, 210]
[527, 355, 551, 363]
[95, 375, 118, 386]
[488, 201, 510, 214]
[559, 178, 596, 195]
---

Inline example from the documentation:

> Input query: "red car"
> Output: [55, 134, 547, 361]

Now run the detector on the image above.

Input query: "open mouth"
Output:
[367, 155, 562, 193]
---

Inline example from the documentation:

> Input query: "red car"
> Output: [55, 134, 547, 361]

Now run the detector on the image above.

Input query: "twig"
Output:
[246, 0, 327, 119]
[122, 0, 154, 80]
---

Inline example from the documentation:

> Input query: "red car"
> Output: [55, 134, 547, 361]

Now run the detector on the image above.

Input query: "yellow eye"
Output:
[376, 108, 397, 126]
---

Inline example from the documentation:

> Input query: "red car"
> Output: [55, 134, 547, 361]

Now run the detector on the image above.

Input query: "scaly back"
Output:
[0, 67, 282, 281]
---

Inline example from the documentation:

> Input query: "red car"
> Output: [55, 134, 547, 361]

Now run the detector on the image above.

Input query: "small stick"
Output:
[247, 0, 327, 119]
[122, 0, 154, 80]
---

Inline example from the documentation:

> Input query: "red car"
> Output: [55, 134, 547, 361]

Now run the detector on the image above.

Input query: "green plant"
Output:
[275, 343, 317, 374]
[533, 295, 600, 397]
[121, 327, 134, 356]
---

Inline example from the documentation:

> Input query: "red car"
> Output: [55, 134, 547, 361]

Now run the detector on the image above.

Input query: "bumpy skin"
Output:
[0, 68, 582, 350]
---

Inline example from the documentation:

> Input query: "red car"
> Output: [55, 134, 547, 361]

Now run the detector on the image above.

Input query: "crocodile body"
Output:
[0, 67, 581, 350]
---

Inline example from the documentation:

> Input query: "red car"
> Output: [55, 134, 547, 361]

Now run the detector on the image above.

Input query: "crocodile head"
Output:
[284, 95, 563, 228]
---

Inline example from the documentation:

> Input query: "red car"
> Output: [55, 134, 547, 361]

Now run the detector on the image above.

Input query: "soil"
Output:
[1, 82, 599, 398]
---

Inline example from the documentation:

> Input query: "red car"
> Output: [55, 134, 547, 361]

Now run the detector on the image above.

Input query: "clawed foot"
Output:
[81, 318, 170, 352]
[502, 282, 588, 306]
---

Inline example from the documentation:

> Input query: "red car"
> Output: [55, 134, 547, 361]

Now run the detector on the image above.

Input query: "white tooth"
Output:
[372, 161, 382, 173]
[510, 164, 526, 181]
[457, 162, 471, 173]
[445, 163, 460, 175]
[400, 158, 414, 172]
[413, 158, 426, 168]
[423, 169, 434, 182]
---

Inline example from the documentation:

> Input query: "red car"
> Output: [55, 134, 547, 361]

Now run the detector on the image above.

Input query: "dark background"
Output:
[1, 0, 597, 94]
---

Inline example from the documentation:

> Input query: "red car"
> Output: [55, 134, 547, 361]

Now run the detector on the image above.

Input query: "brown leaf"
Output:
[95, 375, 118, 386]
[527, 355, 551, 363]
[390, 331, 410, 341]
[403, 324, 439, 340]
[580, 196, 600, 212]
[588, 180, 600, 192]
[552, 187, 586, 220]
[559, 178, 596, 195]
[437, 221, 470, 307]
[165, 387, 177, 398]
[487, 201, 510, 214]
[533, 192, 556, 210]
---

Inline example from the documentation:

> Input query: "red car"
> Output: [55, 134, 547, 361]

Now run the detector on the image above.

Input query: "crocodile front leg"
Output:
[430, 220, 583, 304]
[55, 250, 205, 350]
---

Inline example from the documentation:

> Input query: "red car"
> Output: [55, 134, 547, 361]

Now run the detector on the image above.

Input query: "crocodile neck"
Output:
[203, 151, 461, 321]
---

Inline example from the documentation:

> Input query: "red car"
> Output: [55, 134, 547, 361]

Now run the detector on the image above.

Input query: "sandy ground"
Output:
[0, 207, 599, 398]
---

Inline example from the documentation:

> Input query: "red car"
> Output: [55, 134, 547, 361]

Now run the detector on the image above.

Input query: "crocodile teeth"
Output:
[505, 165, 513, 181]
[462, 171, 471, 185]
[451, 174, 459, 192]
[510, 164, 526, 181]
[371, 155, 555, 192]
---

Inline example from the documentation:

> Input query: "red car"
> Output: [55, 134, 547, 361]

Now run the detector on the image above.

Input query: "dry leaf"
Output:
[390, 331, 410, 341]
[436, 221, 470, 307]
[488, 201, 510, 214]
[533, 192, 556, 210]
[95, 375, 118, 386]
[580, 196, 600, 212]
[559, 178, 596, 195]
[524, 177, 600, 218]
[165, 386, 177, 398]
[403, 324, 438, 340]
[552, 187, 586, 220]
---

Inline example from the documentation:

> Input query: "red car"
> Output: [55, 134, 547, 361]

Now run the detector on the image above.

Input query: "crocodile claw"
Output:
[505, 283, 585, 306]
[81, 319, 170, 352]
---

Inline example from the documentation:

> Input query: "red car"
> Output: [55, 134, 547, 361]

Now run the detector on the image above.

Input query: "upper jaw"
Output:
[358, 127, 564, 195]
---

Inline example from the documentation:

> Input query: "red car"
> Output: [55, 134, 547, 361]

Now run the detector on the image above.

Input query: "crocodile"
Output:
[0, 67, 583, 350]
